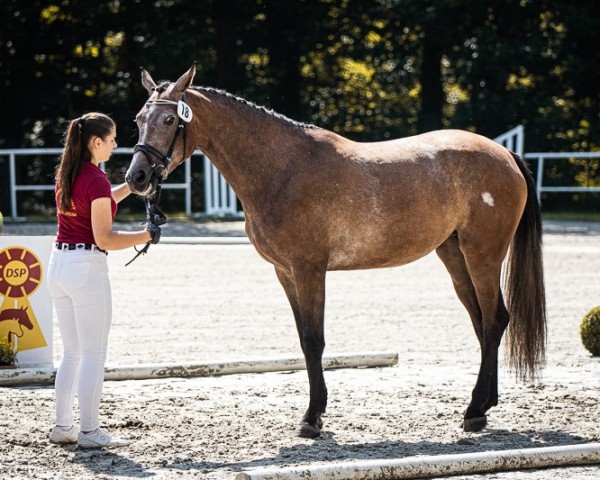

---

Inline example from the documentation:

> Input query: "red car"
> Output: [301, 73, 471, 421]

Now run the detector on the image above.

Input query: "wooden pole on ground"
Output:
[0, 351, 398, 386]
[236, 443, 600, 480]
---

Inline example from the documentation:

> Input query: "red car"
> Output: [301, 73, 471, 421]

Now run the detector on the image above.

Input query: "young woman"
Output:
[47, 112, 161, 449]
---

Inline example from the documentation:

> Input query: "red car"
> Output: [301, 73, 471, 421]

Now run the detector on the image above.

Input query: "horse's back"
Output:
[356, 129, 517, 169]
[249, 129, 528, 272]
[318, 130, 527, 269]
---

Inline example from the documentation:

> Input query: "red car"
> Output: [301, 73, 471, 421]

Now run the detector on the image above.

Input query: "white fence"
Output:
[524, 151, 600, 202]
[203, 155, 239, 216]
[1, 126, 598, 220]
[493, 124, 524, 157]
[492, 125, 600, 202]
[0, 148, 241, 220]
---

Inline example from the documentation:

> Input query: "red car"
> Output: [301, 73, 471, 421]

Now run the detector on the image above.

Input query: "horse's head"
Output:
[125, 64, 197, 196]
[0, 307, 32, 340]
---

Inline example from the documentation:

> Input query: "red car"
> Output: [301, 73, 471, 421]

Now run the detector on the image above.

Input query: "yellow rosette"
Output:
[0, 246, 47, 351]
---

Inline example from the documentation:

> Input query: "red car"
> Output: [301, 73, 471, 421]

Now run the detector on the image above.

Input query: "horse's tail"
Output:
[504, 151, 547, 380]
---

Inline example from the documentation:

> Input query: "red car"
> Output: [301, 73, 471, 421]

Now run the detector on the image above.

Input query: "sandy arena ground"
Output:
[0, 220, 599, 479]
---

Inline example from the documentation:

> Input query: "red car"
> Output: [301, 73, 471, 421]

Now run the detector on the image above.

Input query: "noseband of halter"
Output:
[133, 91, 190, 183]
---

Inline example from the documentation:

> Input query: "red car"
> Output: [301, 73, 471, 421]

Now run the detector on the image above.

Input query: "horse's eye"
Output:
[165, 116, 175, 125]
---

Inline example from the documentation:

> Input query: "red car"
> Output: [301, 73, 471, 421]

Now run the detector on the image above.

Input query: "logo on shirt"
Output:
[0, 246, 47, 352]
[56, 187, 77, 217]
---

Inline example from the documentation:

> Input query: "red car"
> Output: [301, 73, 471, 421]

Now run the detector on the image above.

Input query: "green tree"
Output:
[0, 0, 598, 216]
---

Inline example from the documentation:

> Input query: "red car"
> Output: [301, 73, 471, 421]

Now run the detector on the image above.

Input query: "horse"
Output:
[0, 306, 33, 343]
[125, 65, 546, 438]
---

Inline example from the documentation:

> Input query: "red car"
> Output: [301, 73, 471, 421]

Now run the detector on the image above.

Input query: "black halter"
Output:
[133, 91, 189, 182]
[126, 90, 189, 266]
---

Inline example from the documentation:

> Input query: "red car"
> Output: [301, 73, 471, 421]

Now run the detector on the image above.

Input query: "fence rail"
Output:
[1, 128, 599, 220]
[0, 147, 196, 220]
[493, 125, 524, 158]
[524, 152, 600, 202]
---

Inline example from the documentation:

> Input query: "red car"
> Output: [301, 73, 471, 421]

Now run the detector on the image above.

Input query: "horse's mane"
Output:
[154, 81, 317, 130]
[196, 86, 319, 130]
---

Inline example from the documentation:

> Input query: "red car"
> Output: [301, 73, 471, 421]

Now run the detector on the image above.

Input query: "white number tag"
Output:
[177, 100, 193, 123]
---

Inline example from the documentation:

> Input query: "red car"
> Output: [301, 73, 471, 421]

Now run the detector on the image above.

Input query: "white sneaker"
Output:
[50, 425, 79, 444]
[77, 428, 132, 449]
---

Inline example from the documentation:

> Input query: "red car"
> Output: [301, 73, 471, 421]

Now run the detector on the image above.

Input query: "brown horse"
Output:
[125, 65, 546, 438]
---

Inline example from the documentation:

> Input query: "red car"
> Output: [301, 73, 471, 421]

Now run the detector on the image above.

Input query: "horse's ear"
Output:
[141, 68, 157, 95]
[172, 63, 196, 93]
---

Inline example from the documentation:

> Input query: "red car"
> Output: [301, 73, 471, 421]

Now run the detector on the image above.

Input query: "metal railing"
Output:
[203, 155, 239, 216]
[0, 147, 195, 220]
[524, 152, 600, 202]
[2, 131, 599, 219]
[493, 125, 524, 158]
[493, 126, 600, 201]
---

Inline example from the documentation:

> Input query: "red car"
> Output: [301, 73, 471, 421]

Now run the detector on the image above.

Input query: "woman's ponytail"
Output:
[55, 113, 114, 213]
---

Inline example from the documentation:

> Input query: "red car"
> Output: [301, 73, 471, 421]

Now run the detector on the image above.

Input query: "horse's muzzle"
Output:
[125, 165, 158, 196]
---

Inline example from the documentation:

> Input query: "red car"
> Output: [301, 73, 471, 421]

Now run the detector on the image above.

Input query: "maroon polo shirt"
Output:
[56, 162, 116, 245]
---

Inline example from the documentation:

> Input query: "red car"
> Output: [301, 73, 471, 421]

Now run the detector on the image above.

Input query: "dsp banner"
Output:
[0, 236, 53, 367]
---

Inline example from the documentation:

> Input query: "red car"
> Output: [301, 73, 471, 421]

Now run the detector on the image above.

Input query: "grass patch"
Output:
[543, 211, 600, 222]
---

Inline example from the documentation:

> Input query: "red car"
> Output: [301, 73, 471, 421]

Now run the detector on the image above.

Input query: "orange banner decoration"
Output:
[0, 246, 47, 351]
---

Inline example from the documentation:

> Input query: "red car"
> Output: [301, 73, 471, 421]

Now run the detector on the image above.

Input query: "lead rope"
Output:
[125, 185, 165, 266]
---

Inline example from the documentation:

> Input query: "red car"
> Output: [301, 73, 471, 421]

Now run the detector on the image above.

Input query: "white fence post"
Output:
[9, 152, 17, 220]
[203, 155, 240, 216]
[536, 156, 545, 203]
[493, 125, 524, 157]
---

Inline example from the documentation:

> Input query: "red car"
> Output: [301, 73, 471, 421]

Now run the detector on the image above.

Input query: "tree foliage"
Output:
[0, 0, 598, 214]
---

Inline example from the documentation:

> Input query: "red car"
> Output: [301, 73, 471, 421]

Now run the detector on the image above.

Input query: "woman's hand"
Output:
[111, 182, 132, 204]
[145, 223, 161, 244]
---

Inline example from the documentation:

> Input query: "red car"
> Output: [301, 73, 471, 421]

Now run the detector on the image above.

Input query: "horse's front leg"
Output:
[275, 265, 327, 438]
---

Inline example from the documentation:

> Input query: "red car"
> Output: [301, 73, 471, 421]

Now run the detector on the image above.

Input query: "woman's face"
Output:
[90, 127, 118, 163]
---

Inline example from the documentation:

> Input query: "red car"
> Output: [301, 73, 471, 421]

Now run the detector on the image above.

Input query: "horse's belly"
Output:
[327, 233, 447, 271]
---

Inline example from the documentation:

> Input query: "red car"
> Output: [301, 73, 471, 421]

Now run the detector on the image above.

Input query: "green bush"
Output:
[0, 337, 18, 366]
[580, 307, 600, 356]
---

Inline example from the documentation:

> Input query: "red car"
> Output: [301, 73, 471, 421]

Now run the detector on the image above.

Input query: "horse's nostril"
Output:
[126, 168, 150, 193]
[133, 170, 147, 185]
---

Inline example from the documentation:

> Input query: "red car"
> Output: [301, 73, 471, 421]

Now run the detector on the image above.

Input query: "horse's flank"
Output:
[185, 87, 525, 272]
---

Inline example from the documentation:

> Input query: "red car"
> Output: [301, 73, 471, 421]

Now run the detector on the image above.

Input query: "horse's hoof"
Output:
[297, 422, 321, 438]
[463, 416, 487, 432]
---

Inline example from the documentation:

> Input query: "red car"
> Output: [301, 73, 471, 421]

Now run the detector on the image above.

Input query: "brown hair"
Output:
[55, 112, 115, 212]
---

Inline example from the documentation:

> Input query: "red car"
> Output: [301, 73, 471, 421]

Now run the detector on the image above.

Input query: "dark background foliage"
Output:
[1, 0, 598, 217]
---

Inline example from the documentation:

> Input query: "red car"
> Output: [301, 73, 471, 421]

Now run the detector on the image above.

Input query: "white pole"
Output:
[9, 152, 17, 219]
[0, 351, 397, 386]
[204, 154, 213, 214]
[536, 156, 545, 203]
[236, 443, 600, 480]
[184, 156, 192, 216]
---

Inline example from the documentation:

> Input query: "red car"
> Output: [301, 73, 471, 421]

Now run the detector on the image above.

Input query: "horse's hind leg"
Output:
[275, 265, 327, 438]
[436, 232, 508, 432]
[459, 235, 510, 432]
[436, 233, 484, 344]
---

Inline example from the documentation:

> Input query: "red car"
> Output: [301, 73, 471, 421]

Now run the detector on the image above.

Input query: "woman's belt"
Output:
[55, 242, 107, 255]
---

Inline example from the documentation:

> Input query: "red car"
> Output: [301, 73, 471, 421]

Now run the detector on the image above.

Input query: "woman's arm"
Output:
[112, 182, 132, 204]
[91, 197, 152, 250]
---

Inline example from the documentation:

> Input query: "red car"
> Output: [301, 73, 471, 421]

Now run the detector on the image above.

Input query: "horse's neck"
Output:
[188, 89, 310, 204]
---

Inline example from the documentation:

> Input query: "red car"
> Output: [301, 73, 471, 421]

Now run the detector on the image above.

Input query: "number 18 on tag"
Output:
[177, 101, 193, 123]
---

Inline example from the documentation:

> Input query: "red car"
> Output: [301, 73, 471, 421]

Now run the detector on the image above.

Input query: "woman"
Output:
[47, 112, 161, 449]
